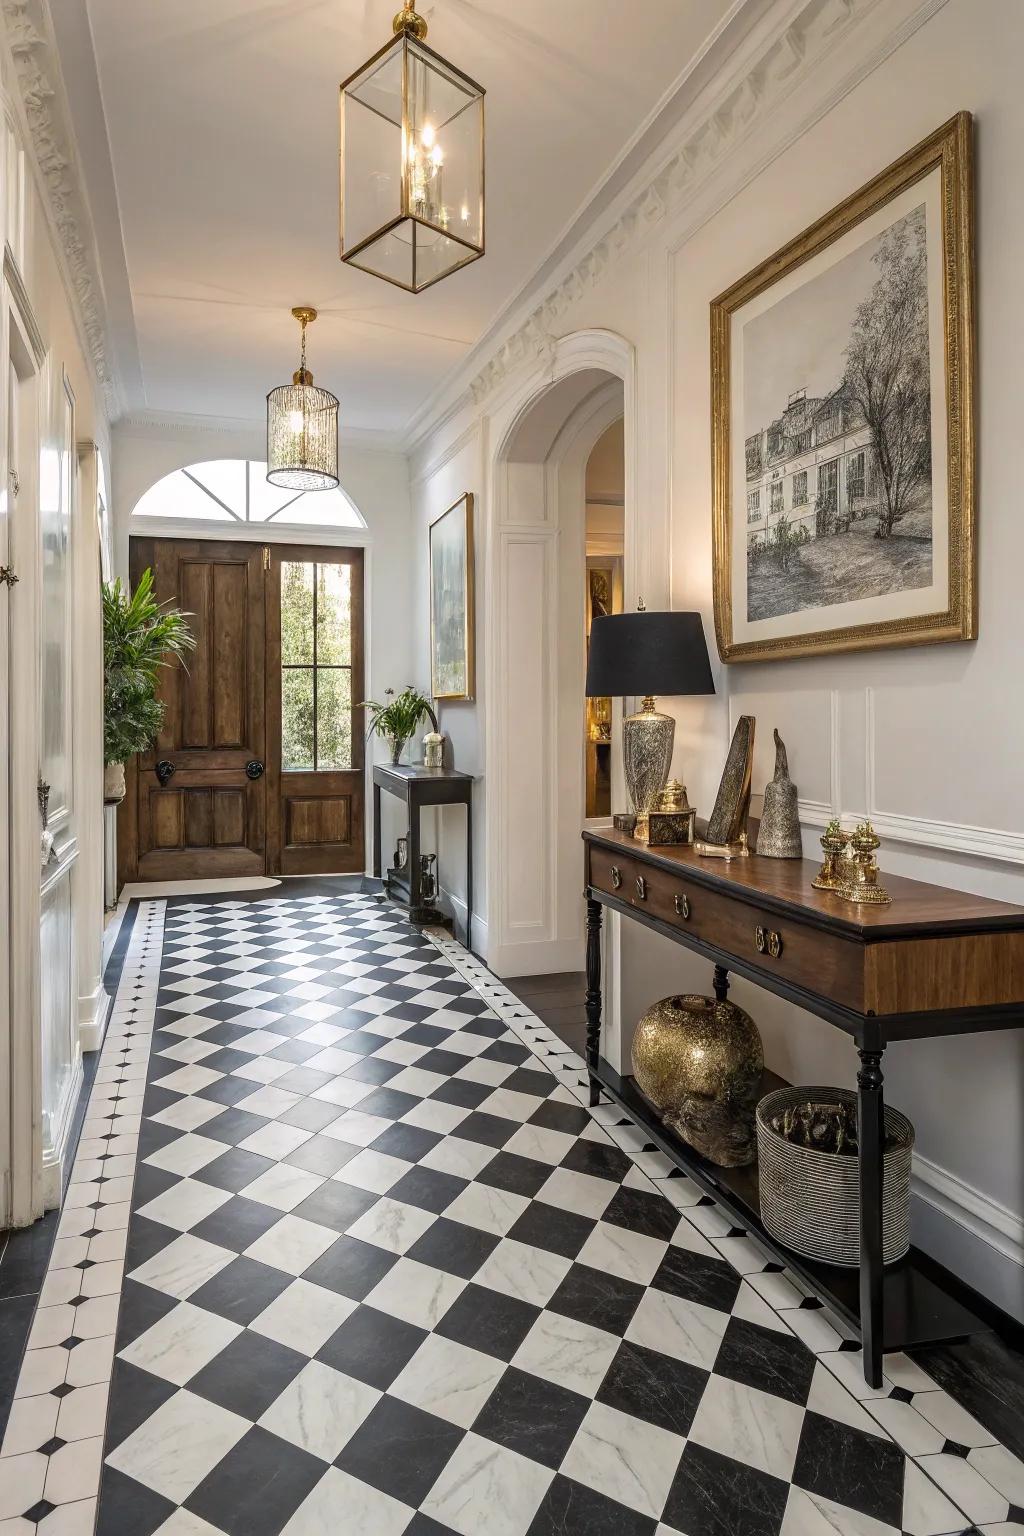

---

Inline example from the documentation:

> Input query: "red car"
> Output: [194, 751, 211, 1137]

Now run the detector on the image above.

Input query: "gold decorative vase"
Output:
[632, 994, 764, 1167]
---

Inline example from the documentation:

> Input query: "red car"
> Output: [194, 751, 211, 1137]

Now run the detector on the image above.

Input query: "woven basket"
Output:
[756, 1086, 914, 1267]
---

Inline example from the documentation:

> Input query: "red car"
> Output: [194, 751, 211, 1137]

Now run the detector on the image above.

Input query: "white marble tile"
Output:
[916, 1454, 1009, 1526]
[502, 1124, 576, 1166]
[473, 1239, 572, 1309]
[259, 1360, 379, 1462]
[128, 1233, 235, 1300]
[42, 1435, 103, 1505]
[55, 1381, 110, 1444]
[535, 1167, 616, 1220]
[903, 1458, 980, 1536]
[136, 1177, 231, 1233]
[513, 1311, 619, 1398]
[281, 1466, 413, 1536]
[576, 1221, 667, 1287]
[0, 1394, 58, 1457]
[626, 1287, 730, 1371]
[37, 1499, 98, 1535]
[780, 1306, 845, 1356]
[421, 1433, 554, 1536]
[319, 1110, 394, 1148]
[310, 1078, 374, 1110]
[398, 1099, 470, 1135]
[746, 1269, 806, 1311]
[689, 1375, 805, 1482]
[150, 1064, 222, 1096]
[806, 1364, 887, 1440]
[238, 1122, 313, 1160]
[345, 1197, 438, 1255]
[970, 1445, 1024, 1506]
[106, 1389, 249, 1504]
[64, 1334, 116, 1389]
[864, 1396, 945, 1455]
[365, 1258, 466, 1330]
[390, 1334, 506, 1429]
[732, 1281, 793, 1335]
[240, 1163, 326, 1212]
[819, 1350, 892, 1401]
[420, 1136, 496, 1181]
[235, 1083, 302, 1118]
[561, 1400, 684, 1518]
[780, 1485, 896, 1536]
[151, 1509, 226, 1536]
[151, 1098, 226, 1132]
[0, 1452, 46, 1520]
[120, 1300, 241, 1385]
[443, 1182, 530, 1237]
[244, 1214, 340, 1276]
[250, 1278, 354, 1355]
[684, 1202, 734, 1239]
[333, 1149, 413, 1195]
[913, 1389, 998, 1447]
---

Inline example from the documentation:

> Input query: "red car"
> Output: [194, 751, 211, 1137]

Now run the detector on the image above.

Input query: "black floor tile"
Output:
[507, 1202, 595, 1261]
[473, 1367, 590, 1469]
[650, 1246, 742, 1315]
[407, 1217, 501, 1280]
[387, 1166, 467, 1215]
[435, 1282, 540, 1361]
[597, 1339, 709, 1437]
[185, 1425, 325, 1536]
[191, 1195, 283, 1251]
[195, 1147, 275, 1194]
[189, 1255, 294, 1326]
[600, 1185, 679, 1243]
[302, 1234, 399, 1301]
[291, 1180, 379, 1234]
[103, 1358, 178, 1453]
[189, 1329, 307, 1419]
[97, 1466, 176, 1536]
[528, 1474, 657, 1536]
[476, 1151, 553, 1200]
[316, 1305, 427, 1390]
[0, 1294, 36, 1442]
[714, 1316, 816, 1405]
[547, 1262, 645, 1337]
[663, 1442, 789, 1536]
[792, 1410, 906, 1529]
[284, 1134, 360, 1177]
[337, 1396, 465, 1506]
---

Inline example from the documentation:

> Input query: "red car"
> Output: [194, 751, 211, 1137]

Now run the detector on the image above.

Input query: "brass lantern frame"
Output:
[339, 24, 486, 294]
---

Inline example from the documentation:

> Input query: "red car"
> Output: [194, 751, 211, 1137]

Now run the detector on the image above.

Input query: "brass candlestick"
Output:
[839, 821, 892, 905]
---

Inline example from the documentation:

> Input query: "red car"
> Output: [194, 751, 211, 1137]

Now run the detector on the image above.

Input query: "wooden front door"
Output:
[121, 537, 267, 881]
[266, 545, 365, 875]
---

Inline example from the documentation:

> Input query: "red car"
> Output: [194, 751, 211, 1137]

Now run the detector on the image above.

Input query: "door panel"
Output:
[122, 537, 267, 881]
[266, 546, 365, 875]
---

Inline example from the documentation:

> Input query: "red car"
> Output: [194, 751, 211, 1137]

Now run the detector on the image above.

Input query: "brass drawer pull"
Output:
[755, 925, 783, 959]
[674, 892, 690, 920]
[610, 865, 622, 890]
[635, 875, 647, 901]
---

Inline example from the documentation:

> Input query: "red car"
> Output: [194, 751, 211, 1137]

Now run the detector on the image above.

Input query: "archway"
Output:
[484, 330, 635, 978]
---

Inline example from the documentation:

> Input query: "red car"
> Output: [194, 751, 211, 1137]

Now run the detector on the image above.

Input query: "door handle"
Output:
[246, 760, 265, 780]
[155, 760, 176, 786]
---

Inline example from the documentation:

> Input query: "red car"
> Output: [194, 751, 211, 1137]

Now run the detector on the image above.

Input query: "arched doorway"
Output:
[484, 330, 635, 979]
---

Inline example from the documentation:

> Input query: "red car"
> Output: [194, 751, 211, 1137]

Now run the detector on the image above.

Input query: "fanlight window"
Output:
[132, 459, 366, 529]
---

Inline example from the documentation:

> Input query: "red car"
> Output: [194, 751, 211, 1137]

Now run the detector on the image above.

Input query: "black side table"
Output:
[372, 764, 474, 947]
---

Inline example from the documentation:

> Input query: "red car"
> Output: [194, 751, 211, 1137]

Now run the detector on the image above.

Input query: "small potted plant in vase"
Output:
[103, 568, 194, 804]
[360, 687, 436, 765]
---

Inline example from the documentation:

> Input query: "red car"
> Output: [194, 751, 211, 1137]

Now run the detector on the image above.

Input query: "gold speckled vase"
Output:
[631, 993, 764, 1167]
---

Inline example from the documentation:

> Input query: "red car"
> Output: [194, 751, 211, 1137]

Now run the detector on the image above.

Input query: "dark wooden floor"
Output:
[502, 966, 1024, 1467]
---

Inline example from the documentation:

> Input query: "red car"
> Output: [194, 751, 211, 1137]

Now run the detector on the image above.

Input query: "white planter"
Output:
[103, 762, 126, 805]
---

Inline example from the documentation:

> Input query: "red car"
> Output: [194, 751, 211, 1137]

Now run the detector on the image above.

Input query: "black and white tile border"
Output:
[0, 892, 1019, 1535]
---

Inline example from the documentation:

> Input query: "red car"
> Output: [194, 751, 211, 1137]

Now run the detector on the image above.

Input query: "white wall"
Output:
[409, 0, 1024, 1317]
[111, 418, 417, 874]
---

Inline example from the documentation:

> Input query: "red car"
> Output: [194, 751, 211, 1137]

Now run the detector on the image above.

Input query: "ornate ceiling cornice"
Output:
[1, 0, 122, 417]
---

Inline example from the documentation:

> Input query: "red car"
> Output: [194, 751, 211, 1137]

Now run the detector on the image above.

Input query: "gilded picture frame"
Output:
[429, 492, 476, 700]
[711, 112, 975, 664]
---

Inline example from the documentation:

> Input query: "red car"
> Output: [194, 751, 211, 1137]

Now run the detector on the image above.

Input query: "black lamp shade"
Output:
[585, 611, 715, 698]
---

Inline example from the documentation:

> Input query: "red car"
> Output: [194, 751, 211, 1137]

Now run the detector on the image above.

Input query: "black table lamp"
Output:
[585, 608, 715, 838]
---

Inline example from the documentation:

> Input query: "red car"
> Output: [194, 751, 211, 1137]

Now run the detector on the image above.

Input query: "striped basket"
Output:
[756, 1086, 914, 1267]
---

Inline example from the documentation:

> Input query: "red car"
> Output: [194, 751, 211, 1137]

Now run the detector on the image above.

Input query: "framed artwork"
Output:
[712, 112, 975, 663]
[429, 492, 475, 699]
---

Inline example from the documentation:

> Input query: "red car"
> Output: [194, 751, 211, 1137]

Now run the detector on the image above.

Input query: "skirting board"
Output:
[40, 1059, 85, 1211]
[79, 983, 112, 1054]
[438, 885, 488, 959]
[912, 1156, 1024, 1322]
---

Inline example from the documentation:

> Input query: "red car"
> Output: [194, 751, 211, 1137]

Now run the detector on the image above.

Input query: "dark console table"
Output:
[373, 765, 473, 946]
[583, 826, 1024, 1386]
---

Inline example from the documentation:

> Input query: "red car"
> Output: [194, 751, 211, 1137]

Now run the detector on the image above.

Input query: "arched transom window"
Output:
[132, 459, 366, 529]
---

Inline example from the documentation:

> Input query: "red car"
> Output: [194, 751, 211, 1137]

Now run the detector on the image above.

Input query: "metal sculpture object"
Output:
[755, 729, 802, 858]
[696, 715, 755, 856]
[632, 992, 764, 1167]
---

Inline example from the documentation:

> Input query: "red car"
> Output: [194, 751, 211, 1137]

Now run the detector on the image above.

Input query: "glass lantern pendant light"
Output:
[339, 2, 485, 293]
[266, 307, 340, 490]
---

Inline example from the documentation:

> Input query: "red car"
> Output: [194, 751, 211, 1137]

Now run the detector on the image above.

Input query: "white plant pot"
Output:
[104, 761, 126, 805]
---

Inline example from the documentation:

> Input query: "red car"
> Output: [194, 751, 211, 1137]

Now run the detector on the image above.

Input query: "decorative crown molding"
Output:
[405, 0, 946, 440]
[1, 0, 122, 417]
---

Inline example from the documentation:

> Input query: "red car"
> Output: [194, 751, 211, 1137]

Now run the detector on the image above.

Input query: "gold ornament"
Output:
[632, 993, 763, 1167]
[812, 819, 850, 892]
[839, 820, 892, 905]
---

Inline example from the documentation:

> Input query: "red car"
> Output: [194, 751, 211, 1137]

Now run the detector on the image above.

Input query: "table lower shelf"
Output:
[594, 1060, 985, 1354]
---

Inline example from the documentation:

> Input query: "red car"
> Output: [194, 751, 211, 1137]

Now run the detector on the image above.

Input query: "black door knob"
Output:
[155, 760, 176, 786]
[246, 760, 265, 780]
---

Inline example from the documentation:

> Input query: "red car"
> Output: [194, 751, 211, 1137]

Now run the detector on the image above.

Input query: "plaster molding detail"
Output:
[116, 407, 404, 453]
[427, 0, 946, 430]
[1, 0, 121, 416]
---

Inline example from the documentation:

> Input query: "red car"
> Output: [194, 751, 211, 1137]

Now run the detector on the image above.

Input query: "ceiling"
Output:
[53, 0, 737, 436]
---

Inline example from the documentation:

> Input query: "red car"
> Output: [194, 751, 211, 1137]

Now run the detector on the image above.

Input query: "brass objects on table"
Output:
[812, 819, 850, 891]
[647, 780, 696, 847]
[694, 831, 751, 861]
[631, 992, 764, 1167]
[839, 821, 892, 905]
[756, 730, 802, 859]
[697, 715, 755, 857]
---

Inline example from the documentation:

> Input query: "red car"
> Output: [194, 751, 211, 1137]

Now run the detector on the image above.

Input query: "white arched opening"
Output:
[484, 329, 636, 979]
[130, 458, 367, 539]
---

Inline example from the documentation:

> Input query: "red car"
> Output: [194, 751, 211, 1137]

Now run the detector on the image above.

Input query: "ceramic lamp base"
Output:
[623, 699, 674, 838]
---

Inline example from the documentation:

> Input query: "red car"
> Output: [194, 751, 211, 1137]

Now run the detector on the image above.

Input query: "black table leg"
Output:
[465, 798, 473, 951]
[713, 964, 730, 1003]
[858, 1045, 886, 1388]
[372, 783, 382, 879]
[408, 794, 421, 912]
[585, 897, 603, 1107]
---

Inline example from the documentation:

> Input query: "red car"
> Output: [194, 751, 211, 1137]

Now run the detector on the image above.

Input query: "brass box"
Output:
[647, 808, 696, 847]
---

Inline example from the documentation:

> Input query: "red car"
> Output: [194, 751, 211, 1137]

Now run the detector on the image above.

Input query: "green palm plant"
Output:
[360, 686, 435, 764]
[103, 568, 194, 798]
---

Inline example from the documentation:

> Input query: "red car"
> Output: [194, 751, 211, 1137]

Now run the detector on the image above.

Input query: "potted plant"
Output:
[103, 568, 195, 804]
[360, 686, 435, 765]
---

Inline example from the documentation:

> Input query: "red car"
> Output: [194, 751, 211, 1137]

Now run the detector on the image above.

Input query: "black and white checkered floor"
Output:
[4, 889, 1023, 1535]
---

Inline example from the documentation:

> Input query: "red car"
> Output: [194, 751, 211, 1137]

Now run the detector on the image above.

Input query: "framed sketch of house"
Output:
[711, 113, 975, 663]
[429, 493, 475, 700]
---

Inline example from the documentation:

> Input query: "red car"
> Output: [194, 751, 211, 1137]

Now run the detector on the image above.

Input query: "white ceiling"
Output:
[54, 0, 736, 435]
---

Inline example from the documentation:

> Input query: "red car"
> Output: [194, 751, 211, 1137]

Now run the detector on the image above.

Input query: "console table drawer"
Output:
[589, 846, 637, 901]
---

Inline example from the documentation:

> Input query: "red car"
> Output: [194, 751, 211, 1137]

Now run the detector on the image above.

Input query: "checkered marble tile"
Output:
[4, 888, 1020, 1535]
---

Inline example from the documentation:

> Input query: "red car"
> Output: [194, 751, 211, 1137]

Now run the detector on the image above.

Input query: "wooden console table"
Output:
[373, 765, 473, 945]
[583, 826, 1024, 1385]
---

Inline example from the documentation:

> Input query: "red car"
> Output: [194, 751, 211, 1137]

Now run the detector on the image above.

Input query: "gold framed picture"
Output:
[429, 492, 476, 700]
[712, 112, 975, 664]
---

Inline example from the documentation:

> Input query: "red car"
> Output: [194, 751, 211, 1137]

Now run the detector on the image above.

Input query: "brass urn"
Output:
[632, 994, 764, 1167]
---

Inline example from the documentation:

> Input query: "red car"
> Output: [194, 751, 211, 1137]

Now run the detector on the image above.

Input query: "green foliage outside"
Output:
[102, 568, 194, 765]
[281, 560, 353, 771]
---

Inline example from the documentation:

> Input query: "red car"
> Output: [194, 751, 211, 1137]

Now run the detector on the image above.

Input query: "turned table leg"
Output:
[585, 898, 603, 1107]
[713, 964, 730, 1003]
[858, 1045, 886, 1388]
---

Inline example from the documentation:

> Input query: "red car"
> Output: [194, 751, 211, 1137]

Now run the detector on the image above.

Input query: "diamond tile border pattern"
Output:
[0, 889, 1020, 1536]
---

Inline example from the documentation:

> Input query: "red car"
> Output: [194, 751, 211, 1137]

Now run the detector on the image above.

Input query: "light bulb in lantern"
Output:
[288, 409, 304, 435]
[420, 121, 435, 149]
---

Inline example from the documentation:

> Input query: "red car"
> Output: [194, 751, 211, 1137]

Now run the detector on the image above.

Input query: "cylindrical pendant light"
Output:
[266, 307, 339, 490]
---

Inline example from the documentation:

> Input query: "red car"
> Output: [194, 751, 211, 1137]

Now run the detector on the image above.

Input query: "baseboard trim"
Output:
[486, 936, 586, 979]
[79, 983, 112, 1053]
[40, 1058, 85, 1211]
[913, 1154, 1024, 1271]
[438, 885, 488, 957]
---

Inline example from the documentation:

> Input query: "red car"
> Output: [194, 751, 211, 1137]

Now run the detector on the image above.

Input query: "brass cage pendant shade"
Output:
[266, 308, 339, 491]
[339, 3, 485, 293]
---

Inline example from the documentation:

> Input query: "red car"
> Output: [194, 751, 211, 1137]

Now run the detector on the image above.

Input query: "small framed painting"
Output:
[429, 492, 475, 700]
[712, 113, 975, 663]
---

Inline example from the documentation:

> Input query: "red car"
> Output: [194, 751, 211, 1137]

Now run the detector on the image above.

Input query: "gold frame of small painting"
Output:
[429, 492, 476, 700]
[711, 112, 976, 664]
